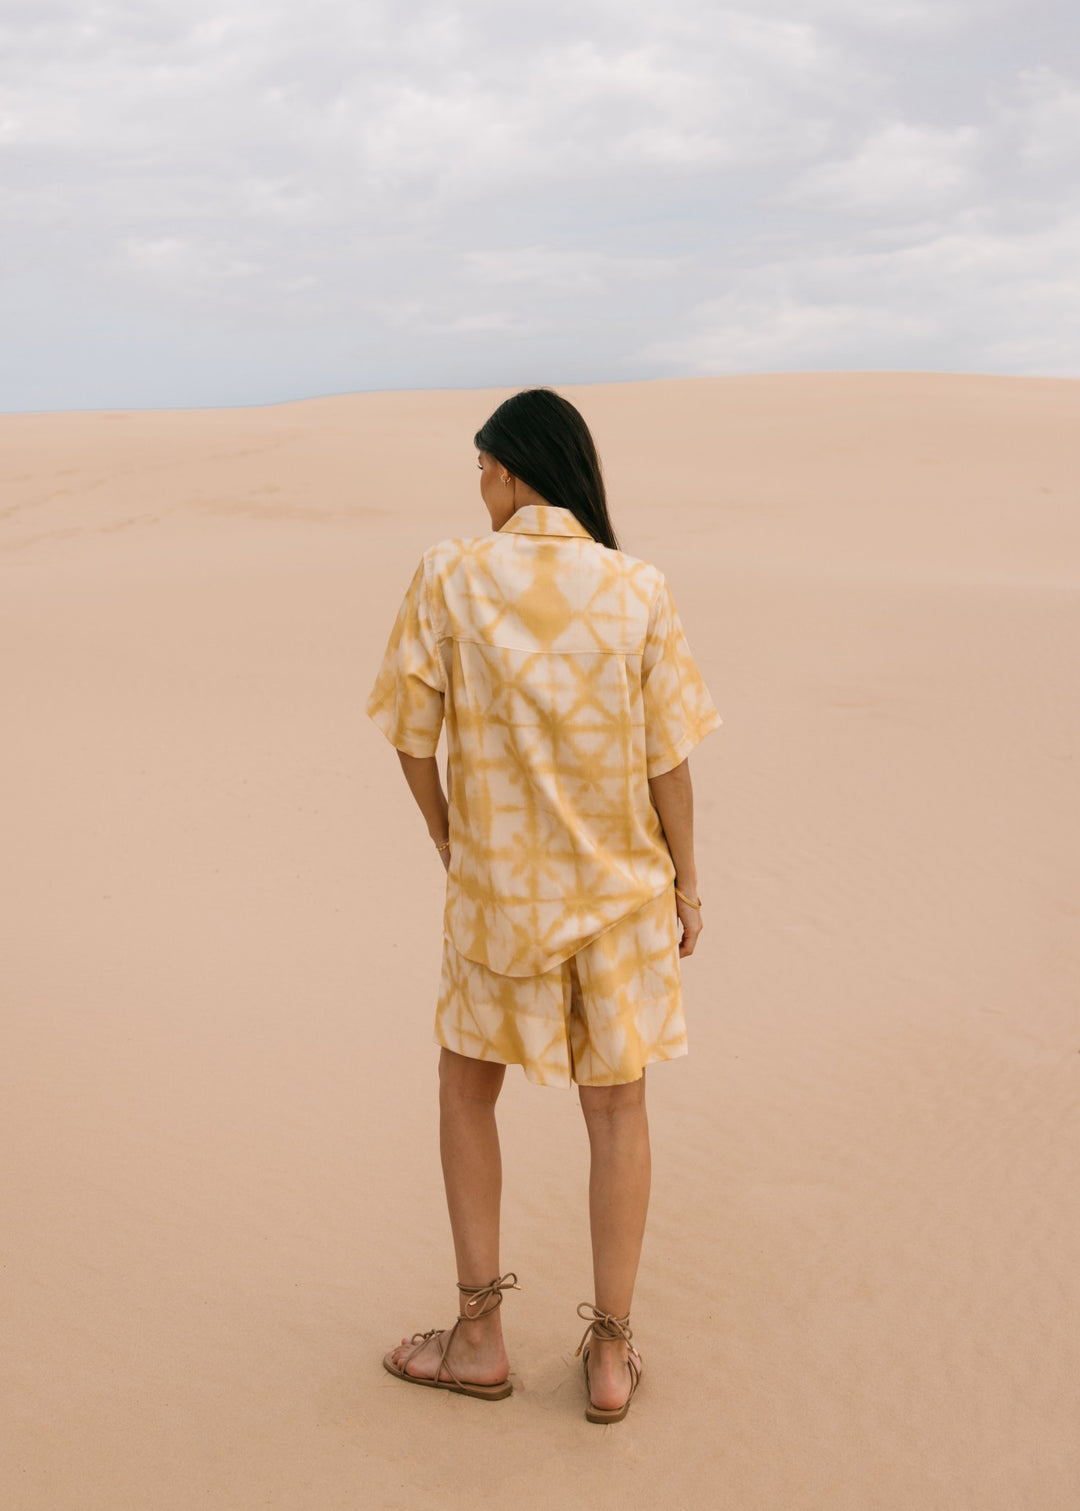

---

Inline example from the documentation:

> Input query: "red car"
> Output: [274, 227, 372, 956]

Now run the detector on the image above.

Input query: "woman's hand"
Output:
[675, 891, 703, 957]
[439, 843, 451, 874]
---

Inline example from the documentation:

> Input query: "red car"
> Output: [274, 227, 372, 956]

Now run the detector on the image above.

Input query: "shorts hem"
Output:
[434, 1029, 688, 1091]
[572, 1042, 689, 1088]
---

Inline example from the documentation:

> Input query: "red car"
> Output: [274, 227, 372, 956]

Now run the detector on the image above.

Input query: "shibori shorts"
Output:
[435, 886, 687, 1089]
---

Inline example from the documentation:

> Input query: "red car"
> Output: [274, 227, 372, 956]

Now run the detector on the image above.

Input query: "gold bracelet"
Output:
[674, 885, 702, 910]
[434, 837, 451, 852]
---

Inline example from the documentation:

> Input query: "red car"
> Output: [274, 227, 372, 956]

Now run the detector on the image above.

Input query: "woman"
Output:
[367, 388, 721, 1422]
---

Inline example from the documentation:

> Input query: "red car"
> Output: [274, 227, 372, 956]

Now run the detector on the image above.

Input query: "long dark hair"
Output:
[474, 388, 619, 551]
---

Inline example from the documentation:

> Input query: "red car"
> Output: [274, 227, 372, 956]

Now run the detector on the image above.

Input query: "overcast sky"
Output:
[2, 0, 1078, 410]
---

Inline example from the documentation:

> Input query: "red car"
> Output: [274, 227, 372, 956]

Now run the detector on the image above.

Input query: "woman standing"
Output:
[367, 388, 721, 1422]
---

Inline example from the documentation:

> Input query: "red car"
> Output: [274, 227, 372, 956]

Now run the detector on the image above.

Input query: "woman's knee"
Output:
[438, 1047, 505, 1108]
[579, 1073, 647, 1128]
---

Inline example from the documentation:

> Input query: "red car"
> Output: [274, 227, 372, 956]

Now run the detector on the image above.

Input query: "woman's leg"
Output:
[387, 1048, 509, 1384]
[578, 1071, 650, 1409]
[439, 1047, 507, 1283]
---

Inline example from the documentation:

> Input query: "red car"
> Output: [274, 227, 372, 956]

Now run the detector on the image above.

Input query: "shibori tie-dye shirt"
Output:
[367, 502, 722, 978]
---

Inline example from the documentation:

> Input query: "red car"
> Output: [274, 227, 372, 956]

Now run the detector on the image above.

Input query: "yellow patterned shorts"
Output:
[435, 887, 686, 1089]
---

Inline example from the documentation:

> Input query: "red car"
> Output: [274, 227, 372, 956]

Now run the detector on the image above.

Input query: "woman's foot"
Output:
[575, 1304, 643, 1422]
[386, 1309, 509, 1387]
[584, 1334, 643, 1412]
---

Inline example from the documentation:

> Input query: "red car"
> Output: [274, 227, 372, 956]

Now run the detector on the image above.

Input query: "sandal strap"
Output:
[457, 1272, 521, 1321]
[574, 1302, 633, 1356]
[398, 1318, 467, 1389]
[396, 1275, 519, 1390]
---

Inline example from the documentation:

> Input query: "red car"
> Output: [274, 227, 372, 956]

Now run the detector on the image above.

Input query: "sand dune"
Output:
[3, 374, 1078, 1509]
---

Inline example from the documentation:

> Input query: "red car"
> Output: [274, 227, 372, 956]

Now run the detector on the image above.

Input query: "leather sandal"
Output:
[382, 1273, 520, 1400]
[575, 1302, 643, 1424]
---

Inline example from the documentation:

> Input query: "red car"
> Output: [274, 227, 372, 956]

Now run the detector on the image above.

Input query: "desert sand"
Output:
[2, 373, 1078, 1509]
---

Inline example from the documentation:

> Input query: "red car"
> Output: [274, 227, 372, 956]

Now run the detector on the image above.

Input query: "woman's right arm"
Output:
[648, 757, 703, 957]
[397, 750, 452, 872]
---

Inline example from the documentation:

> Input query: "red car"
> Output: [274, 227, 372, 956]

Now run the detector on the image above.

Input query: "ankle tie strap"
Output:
[575, 1302, 633, 1356]
[457, 1272, 521, 1319]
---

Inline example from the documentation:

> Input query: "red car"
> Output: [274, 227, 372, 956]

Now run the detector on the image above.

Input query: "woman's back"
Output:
[368, 500, 720, 978]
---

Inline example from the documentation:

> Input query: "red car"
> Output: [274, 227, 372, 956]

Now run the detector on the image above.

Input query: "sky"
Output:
[2, 0, 1079, 411]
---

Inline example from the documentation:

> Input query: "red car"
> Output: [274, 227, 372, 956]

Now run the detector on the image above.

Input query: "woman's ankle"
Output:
[455, 1298, 504, 1334]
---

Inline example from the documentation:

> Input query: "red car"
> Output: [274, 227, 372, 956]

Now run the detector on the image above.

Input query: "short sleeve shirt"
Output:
[367, 503, 722, 977]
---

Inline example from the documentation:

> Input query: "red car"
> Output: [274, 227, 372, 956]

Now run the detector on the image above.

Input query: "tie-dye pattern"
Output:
[367, 503, 721, 979]
[435, 884, 686, 1088]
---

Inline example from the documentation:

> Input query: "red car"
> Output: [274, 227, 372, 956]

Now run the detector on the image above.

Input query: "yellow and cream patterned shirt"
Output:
[367, 503, 722, 977]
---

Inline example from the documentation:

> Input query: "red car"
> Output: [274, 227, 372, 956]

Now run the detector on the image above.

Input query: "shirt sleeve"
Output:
[641, 575, 722, 779]
[366, 555, 446, 757]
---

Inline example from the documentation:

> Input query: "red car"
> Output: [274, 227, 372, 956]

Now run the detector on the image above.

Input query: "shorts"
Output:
[435, 886, 686, 1089]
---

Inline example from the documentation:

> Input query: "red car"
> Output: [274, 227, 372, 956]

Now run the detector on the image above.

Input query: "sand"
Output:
[2, 373, 1078, 1509]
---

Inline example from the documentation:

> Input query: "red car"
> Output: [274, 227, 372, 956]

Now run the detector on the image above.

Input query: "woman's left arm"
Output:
[396, 751, 451, 870]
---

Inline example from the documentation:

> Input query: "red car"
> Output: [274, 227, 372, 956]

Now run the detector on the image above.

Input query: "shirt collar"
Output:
[499, 503, 594, 540]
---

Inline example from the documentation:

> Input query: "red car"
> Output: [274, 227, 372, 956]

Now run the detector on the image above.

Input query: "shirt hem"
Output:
[443, 878, 678, 980]
[645, 709, 723, 780]
[366, 705, 441, 759]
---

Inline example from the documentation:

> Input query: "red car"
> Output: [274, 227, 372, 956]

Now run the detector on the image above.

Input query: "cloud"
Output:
[120, 236, 262, 283]
[1004, 65, 1080, 169]
[786, 123, 982, 215]
[0, 0, 1077, 407]
[644, 295, 935, 372]
[643, 208, 1080, 379]
[462, 248, 677, 291]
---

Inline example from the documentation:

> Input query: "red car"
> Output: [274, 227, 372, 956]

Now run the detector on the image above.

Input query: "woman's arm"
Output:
[396, 751, 451, 871]
[648, 757, 703, 957]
